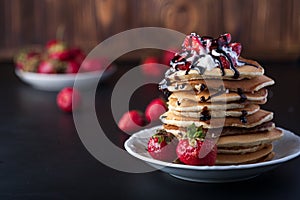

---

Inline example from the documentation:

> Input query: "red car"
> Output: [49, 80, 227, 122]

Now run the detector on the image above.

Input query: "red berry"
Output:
[118, 110, 146, 133]
[148, 130, 178, 162]
[229, 42, 242, 57]
[49, 49, 72, 61]
[176, 139, 217, 166]
[182, 34, 203, 52]
[70, 48, 86, 65]
[57, 87, 81, 113]
[145, 98, 167, 123]
[161, 49, 176, 66]
[37, 60, 56, 74]
[141, 57, 166, 77]
[219, 56, 230, 69]
[81, 58, 107, 72]
[65, 60, 80, 73]
[223, 33, 231, 44]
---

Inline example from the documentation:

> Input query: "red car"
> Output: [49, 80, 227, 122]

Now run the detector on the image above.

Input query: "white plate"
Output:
[15, 67, 116, 92]
[124, 126, 300, 183]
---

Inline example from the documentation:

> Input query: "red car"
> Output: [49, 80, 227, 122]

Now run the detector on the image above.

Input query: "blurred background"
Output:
[0, 0, 299, 62]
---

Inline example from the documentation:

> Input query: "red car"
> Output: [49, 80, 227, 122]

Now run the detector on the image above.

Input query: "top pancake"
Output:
[165, 58, 264, 81]
[166, 75, 274, 93]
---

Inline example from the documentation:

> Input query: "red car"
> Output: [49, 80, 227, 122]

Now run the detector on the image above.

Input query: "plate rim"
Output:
[124, 126, 300, 171]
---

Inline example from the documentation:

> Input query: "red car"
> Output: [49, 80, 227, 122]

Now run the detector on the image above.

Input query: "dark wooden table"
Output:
[1, 60, 300, 200]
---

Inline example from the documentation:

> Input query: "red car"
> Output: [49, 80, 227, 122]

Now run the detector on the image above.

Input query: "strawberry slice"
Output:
[182, 33, 204, 53]
[176, 124, 217, 166]
[229, 42, 242, 57]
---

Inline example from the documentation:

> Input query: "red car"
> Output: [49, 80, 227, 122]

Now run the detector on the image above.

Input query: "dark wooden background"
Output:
[0, 0, 299, 61]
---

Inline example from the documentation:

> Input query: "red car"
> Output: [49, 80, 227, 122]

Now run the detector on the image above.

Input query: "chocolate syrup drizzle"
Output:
[199, 85, 227, 102]
[237, 88, 247, 102]
[200, 106, 211, 121]
[240, 110, 248, 123]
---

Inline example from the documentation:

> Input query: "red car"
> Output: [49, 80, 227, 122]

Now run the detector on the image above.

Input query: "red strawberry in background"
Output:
[37, 60, 56, 74]
[69, 48, 86, 65]
[57, 87, 81, 113]
[46, 39, 72, 61]
[118, 110, 146, 133]
[65, 60, 80, 73]
[141, 56, 167, 77]
[145, 98, 167, 123]
[81, 58, 107, 72]
[148, 130, 178, 162]
[176, 124, 217, 166]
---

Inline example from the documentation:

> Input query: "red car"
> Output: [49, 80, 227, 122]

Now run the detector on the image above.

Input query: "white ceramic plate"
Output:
[125, 126, 300, 183]
[15, 67, 116, 92]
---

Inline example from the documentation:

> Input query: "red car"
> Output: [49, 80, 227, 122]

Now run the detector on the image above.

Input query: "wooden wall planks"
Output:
[0, 0, 299, 61]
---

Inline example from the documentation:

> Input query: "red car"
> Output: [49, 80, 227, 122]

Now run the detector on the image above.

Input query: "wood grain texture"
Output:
[0, 0, 299, 61]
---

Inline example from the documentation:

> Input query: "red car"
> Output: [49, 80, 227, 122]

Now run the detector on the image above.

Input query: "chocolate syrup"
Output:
[237, 88, 247, 102]
[199, 86, 226, 102]
[200, 106, 211, 121]
[240, 110, 248, 123]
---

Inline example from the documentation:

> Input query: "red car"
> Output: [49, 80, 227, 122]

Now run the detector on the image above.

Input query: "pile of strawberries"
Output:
[118, 98, 167, 133]
[14, 39, 86, 74]
[147, 124, 217, 166]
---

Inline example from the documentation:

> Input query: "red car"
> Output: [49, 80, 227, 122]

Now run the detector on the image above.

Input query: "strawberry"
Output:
[145, 98, 167, 123]
[147, 129, 178, 162]
[57, 87, 81, 113]
[161, 49, 176, 66]
[46, 39, 72, 61]
[81, 58, 108, 72]
[37, 60, 56, 74]
[118, 110, 146, 133]
[65, 60, 80, 73]
[176, 124, 217, 166]
[14, 50, 41, 72]
[69, 48, 86, 65]
[182, 33, 203, 53]
[219, 56, 230, 69]
[141, 56, 167, 77]
[222, 33, 231, 44]
[229, 42, 242, 57]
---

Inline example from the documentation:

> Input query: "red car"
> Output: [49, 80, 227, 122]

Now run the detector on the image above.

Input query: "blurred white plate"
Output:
[15, 67, 116, 91]
[125, 126, 300, 183]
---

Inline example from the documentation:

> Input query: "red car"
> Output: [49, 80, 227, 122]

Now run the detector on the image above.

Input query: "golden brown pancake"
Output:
[170, 104, 260, 118]
[167, 75, 274, 93]
[216, 144, 273, 165]
[169, 89, 268, 103]
[160, 109, 273, 129]
[217, 128, 283, 147]
[166, 58, 264, 81]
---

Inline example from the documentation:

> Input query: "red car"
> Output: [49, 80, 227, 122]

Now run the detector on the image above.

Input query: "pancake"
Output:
[168, 97, 267, 112]
[166, 58, 264, 81]
[216, 144, 273, 165]
[217, 143, 269, 154]
[170, 104, 260, 118]
[166, 75, 274, 93]
[160, 109, 273, 129]
[217, 128, 283, 147]
[169, 88, 268, 103]
[163, 121, 276, 138]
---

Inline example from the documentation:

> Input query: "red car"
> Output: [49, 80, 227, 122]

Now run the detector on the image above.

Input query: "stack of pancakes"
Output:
[160, 58, 283, 165]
